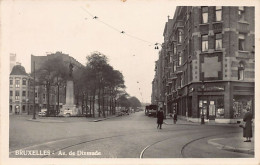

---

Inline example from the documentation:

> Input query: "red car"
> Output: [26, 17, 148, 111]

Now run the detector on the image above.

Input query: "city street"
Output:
[9, 112, 253, 158]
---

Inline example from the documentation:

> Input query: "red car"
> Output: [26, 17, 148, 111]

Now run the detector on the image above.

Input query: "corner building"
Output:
[157, 6, 254, 123]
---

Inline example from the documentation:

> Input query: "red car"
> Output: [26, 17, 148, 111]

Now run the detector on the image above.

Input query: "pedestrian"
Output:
[173, 111, 177, 124]
[157, 108, 164, 129]
[243, 108, 253, 142]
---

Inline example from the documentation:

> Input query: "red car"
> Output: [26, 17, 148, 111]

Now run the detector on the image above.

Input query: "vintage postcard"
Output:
[1, 0, 259, 165]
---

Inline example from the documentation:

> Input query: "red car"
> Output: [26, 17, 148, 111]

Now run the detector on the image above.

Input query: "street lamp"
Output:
[201, 80, 205, 124]
[26, 99, 29, 115]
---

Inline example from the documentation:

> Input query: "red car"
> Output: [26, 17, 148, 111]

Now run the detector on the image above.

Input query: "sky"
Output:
[1, 0, 178, 103]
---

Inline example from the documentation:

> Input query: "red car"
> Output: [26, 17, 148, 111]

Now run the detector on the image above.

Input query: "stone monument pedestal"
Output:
[59, 80, 78, 116]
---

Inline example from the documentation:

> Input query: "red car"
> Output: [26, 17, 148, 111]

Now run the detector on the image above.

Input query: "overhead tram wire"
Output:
[81, 7, 158, 47]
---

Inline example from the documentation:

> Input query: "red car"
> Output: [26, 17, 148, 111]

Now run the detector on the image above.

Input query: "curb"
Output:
[208, 138, 254, 155]
[91, 115, 119, 122]
[163, 121, 200, 126]
[27, 119, 65, 123]
[163, 121, 239, 127]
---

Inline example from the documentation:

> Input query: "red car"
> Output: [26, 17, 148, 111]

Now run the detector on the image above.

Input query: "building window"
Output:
[178, 30, 183, 43]
[178, 53, 182, 66]
[10, 91, 13, 96]
[173, 62, 176, 72]
[201, 6, 208, 24]
[35, 92, 38, 98]
[22, 79, 26, 85]
[22, 91, 26, 97]
[15, 91, 20, 100]
[238, 6, 245, 20]
[239, 33, 245, 51]
[10, 79, 13, 85]
[215, 33, 222, 50]
[15, 80, 20, 88]
[201, 35, 208, 52]
[215, 6, 222, 21]
[238, 62, 245, 80]
[180, 74, 184, 87]
[173, 45, 177, 55]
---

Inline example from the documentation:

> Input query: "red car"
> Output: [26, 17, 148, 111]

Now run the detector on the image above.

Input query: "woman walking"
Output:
[243, 108, 253, 142]
[157, 108, 164, 129]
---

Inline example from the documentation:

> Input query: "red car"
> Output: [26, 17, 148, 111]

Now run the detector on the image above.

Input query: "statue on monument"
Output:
[69, 62, 74, 78]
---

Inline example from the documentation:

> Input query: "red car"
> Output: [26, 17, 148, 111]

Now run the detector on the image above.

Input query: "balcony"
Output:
[199, 23, 209, 33]
[237, 51, 252, 59]
[212, 22, 223, 32]
[237, 21, 249, 33]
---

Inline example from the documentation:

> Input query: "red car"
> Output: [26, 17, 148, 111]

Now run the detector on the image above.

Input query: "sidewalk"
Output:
[26, 114, 120, 123]
[163, 117, 239, 126]
[164, 117, 254, 155]
[208, 135, 254, 155]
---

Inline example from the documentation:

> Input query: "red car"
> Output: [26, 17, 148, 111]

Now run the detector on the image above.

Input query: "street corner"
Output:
[207, 137, 254, 155]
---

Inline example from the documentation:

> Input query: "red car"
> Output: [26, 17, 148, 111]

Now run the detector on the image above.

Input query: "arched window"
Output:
[238, 62, 245, 80]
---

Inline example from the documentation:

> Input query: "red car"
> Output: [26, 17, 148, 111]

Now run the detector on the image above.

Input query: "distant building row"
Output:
[151, 6, 255, 123]
[9, 52, 84, 115]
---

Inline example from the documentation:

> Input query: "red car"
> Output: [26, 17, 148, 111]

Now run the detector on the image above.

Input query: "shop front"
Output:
[198, 95, 224, 120]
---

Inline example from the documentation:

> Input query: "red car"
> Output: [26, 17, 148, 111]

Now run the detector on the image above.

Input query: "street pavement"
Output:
[9, 111, 254, 158]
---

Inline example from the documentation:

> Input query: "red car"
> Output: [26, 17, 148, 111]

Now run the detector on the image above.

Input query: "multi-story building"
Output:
[152, 6, 254, 123]
[31, 52, 85, 114]
[9, 64, 33, 114]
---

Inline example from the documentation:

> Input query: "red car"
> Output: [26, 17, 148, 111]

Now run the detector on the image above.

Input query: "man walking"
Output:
[157, 108, 164, 129]
[173, 111, 177, 124]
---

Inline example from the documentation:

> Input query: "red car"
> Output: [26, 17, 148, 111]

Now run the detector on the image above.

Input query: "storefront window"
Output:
[199, 96, 224, 119]
[216, 97, 224, 118]
[233, 95, 253, 119]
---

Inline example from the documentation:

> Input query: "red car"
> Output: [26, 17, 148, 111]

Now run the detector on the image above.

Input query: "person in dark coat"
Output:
[157, 108, 164, 129]
[243, 108, 253, 142]
[173, 111, 177, 124]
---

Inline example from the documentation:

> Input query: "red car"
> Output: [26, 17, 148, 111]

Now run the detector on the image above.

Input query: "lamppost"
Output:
[201, 80, 205, 124]
[26, 99, 29, 115]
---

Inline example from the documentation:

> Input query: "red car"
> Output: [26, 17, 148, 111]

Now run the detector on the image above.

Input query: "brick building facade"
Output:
[31, 52, 85, 114]
[152, 6, 254, 123]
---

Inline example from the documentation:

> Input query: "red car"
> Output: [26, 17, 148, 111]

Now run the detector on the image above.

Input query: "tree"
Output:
[128, 97, 142, 110]
[85, 52, 126, 117]
[86, 52, 109, 117]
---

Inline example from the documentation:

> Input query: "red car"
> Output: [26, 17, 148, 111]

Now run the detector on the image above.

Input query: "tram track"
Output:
[10, 124, 239, 158]
[140, 131, 239, 158]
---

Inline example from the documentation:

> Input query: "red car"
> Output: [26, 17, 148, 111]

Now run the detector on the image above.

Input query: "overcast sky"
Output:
[1, 0, 178, 103]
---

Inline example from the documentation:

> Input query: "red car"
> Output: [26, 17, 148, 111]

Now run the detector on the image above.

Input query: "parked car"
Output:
[38, 109, 47, 117]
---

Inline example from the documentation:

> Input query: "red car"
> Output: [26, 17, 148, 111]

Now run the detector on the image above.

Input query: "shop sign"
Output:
[198, 86, 225, 92]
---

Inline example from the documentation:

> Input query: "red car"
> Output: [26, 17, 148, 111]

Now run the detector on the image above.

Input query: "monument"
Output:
[59, 62, 79, 116]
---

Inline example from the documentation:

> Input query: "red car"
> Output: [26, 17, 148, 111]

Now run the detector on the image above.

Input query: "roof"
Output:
[10, 65, 28, 76]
